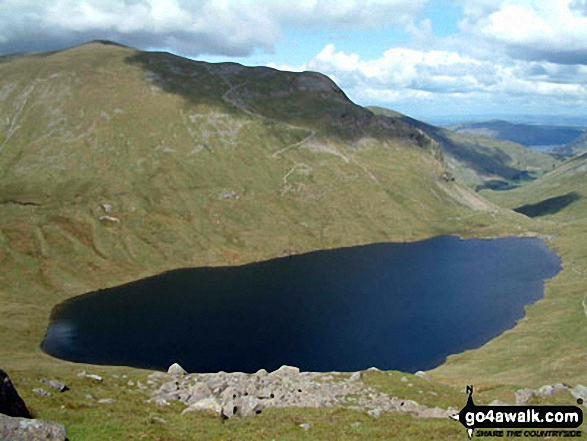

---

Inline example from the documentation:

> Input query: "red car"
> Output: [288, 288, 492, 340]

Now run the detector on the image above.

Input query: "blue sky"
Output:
[1, 0, 586, 123]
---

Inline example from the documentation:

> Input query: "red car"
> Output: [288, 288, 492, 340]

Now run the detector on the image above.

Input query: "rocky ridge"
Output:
[147, 364, 457, 420]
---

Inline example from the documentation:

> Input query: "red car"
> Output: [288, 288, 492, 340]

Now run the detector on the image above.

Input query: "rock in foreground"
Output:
[0, 369, 32, 419]
[0, 414, 66, 441]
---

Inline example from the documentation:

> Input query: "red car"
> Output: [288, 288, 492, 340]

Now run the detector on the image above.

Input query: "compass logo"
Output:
[451, 386, 583, 439]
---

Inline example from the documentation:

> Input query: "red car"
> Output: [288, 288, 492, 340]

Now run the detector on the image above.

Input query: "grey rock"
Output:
[399, 400, 420, 413]
[77, 371, 102, 382]
[419, 407, 448, 419]
[97, 398, 115, 404]
[186, 383, 213, 404]
[489, 400, 509, 406]
[349, 372, 362, 381]
[367, 367, 380, 372]
[150, 416, 167, 424]
[368, 408, 381, 418]
[218, 191, 239, 200]
[414, 371, 430, 381]
[270, 365, 300, 377]
[167, 363, 188, 376]
[0, 414, 66, 440]
[41, 379, 68, 393]
[400, 377, 408, 383]
[299, 423, 311, 431]
[32, 388, 51, 397]
[153, 398, 169, 407]
[0, 369, 32, 418]
[515, 389, 535, 405]
[351, 422, 361, 428]
[254, 369, 268, 378]
[570, 385, 587, 403]
[182, 398, 222, 415]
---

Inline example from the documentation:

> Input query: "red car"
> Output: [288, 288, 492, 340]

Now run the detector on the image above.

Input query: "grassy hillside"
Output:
[369, 107, 559, 190]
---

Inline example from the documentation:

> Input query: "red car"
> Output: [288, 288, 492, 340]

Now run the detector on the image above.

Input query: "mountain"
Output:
[446, 119, 585, 150]
[368, 107, 558, 190]
[0, 42, 515, 372]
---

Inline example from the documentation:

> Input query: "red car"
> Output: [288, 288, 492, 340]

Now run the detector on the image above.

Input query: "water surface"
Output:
[42, 236, 560, 373]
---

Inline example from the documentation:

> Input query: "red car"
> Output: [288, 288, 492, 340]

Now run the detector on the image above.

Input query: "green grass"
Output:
[0, 42, 586, 439]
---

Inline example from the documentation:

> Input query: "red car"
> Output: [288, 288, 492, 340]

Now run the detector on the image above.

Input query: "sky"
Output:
[1, 0, 586, 123]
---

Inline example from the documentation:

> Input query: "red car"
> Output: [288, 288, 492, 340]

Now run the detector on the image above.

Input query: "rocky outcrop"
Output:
[148, 365, 455, 420]
[0, 414, 66, 441]
[0, 369, 31, 419]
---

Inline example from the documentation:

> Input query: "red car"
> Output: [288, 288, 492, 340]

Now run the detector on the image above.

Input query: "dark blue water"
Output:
[41, 236, 560, 373]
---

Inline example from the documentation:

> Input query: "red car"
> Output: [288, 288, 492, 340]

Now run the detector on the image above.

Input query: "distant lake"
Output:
[42, 236, 560, 373]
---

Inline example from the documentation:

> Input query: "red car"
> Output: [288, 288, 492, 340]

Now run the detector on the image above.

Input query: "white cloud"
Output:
[459, 0, 587, 64]
[297, 43, 587, 113]
[0, 0, 430, 56]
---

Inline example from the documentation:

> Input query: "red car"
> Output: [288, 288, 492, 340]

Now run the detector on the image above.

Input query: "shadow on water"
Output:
[514, 191, 581, 218]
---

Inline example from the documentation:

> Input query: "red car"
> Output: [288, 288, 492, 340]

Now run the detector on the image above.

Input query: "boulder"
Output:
[270, 365, 300, 377]
[414, 371, 430, 381]
[32, 388, 51, 397]
[167, 363, 188, 377]
[349, 372, 362, 381]
[0, 414, 66, 441]
[41, 379, 69, 393]
[182, 398, 222, 415]
[515, 389, 535, 405]
[0, 369, 32, 418]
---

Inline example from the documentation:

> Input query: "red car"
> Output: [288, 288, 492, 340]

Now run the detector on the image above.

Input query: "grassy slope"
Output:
[0, 43, 582, 439]
[432, 154, 587, 387]
[368, 106, 559, 189]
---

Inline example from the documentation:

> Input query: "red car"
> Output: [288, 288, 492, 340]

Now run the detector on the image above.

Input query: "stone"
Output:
[515, 389, 535, 405]
[185, 383, 213, 404]
[349, 372, 362, 381]
[167, 363, 188, 377]
[182, 398, 222, 415]
[97, 398, 115, 404]
[367, 367, 380, 372]
[299, 423, 311, 431]
[270, 365, 300, 377]
[0, 369, 32, 418]
[234, 396, 264, 418]
[351, 422, 361, 428]
[570, 385, 587, 403]
[150, 416, 166, 425]
[77, 371, 102, 382]
[41, 379, 69, 393]
[254, 369, 268, 378]
[414, 371, 430, 381]
[368, 408, 381, 418]
[400, 377, 408, 383]
[489, 400, 509, 406]
[398, 400, 420, 413]
[32, 388, 51, 397]
[419, 407, 448, 419]
[0, 414, 66, 441]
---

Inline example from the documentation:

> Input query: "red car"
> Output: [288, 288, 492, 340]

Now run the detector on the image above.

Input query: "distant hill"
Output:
[482, 152, 587, 220]
[553, 132, 587, 157]
[446, 119, 585, 150]
[368, 107, 558, 190]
